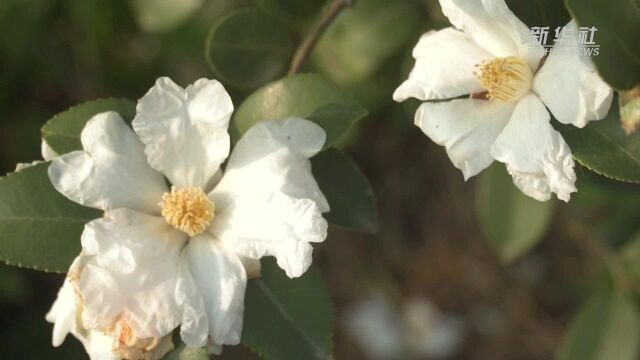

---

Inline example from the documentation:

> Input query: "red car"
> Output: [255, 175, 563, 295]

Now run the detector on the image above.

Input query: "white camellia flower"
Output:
[46, 77, 329, 359]
[46, 256, 175, 360]
[393, 0, 613, 202]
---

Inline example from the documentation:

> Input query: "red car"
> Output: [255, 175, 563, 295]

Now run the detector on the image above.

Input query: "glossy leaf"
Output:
[205, 8, 293, 89]
[312, 148, 378, 233]
[233, 73, 368, 147]
[507, 0, 570, 35]
[565, 0, 640, 90]
[557, 279, 640, 360]
[242, 258, 334, 360]
[476, 164, 554, 263]
[41, 98, 136, 155]
[0, 163, 101, 272]
[557, 103, 640, 183]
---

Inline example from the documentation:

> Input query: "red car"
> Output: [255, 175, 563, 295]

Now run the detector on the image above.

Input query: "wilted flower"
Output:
[46, 77, 329, 359]
[394, 0, 613, 202]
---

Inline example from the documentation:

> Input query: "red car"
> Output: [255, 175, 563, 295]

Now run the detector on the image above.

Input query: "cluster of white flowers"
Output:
[46, 77, 330, 359]
[394, 0, 613, 202]
[43, 0, 617, 358]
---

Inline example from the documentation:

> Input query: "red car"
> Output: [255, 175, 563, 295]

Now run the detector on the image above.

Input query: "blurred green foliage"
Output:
[476, 163, 555, 263]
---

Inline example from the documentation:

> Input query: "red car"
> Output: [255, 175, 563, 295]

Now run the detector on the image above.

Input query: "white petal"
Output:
[439, 0, 544, 70]
[46, 256, 86, 347]
[83, 332, 120, 360]
[41, 139, 59, 161]
[46, 256, 121, 360]
[533, 21, 613, 128]
[48, 112, 167, 214]
[132, 77, 233, 189]
[46, 279, 78, 346]
[210, 118, 329, 278]
[180, 235, 246, 346]
[239, 256, 262, 279]
[79, 209, 187, 338]
[213, 117, 329, 212]
[176, 253, 209, 347]
[15, 161, 42, 171]
[393, 28, 491, 101]
[414, 98, 515, 180]
[211, 191, 326, 278]
[490, 94, 577, 202]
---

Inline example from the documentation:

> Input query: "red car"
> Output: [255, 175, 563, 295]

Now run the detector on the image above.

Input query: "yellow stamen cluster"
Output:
[474, 56, 533, 102]
[160, 187, 215, 237]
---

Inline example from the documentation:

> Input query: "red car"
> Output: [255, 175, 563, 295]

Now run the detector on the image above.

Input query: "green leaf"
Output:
[41, 98, 136, 155]
[233, 73, 368, 147]
[622, 231, 640, 285]
[507, 0, 570, 33]
[557, 279, 640, 360]
[164, 337, 209, 360]
[242, 258, 334, 360]
[205, 8, 293, 89]
[564, 0, 640, 90]
[0, 163, 101, 272]
[476, 164, 554, 263]
[131, 0, 202, 33]
[311, 148, 378, 233]
[312, 0, 421, 85]
[556, 102, 640, 183]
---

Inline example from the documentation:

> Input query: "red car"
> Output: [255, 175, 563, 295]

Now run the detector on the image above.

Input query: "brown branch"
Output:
[287, 0, 355, 76]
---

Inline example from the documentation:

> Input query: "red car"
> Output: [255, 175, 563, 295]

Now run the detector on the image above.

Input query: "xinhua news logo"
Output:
[528, 24, 600, 56]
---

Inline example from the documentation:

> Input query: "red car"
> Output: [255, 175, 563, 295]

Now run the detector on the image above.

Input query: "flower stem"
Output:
[287, 0, 355, 76]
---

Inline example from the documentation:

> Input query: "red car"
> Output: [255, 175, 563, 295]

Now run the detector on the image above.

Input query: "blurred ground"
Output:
[0, 1, 611, 359]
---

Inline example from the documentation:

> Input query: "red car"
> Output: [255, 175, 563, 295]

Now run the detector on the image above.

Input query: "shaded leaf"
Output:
[41, 98, 136, 155]
[557, 278, 640, 360]
[507, 0, 570, 35]
[565, 0, 640, 90]
[131, 0, 202, 33]
[205, 8, 293, 89]
[233, 73, 367, 147]
[312, 148, 378, 233]
[569, 167, 640, 248]
[242, 258, 334, 360]
[312, 0, 421, 85]
[622, 231, 640, 285]
[556, 103, 640, 183]
[476, 164, 554, 263]
[0, 163, 101, 272]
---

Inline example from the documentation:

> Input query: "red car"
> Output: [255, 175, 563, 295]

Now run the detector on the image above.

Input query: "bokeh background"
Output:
[2, 0, 639, 359]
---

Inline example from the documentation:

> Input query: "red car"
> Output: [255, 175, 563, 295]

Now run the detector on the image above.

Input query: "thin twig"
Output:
[287, 0, 355, 76]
